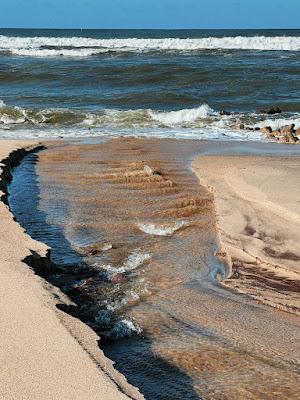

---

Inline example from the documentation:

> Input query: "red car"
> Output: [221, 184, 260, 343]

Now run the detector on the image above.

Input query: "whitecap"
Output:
[1, 35, 300, 56]
[149, 104, 214, 126]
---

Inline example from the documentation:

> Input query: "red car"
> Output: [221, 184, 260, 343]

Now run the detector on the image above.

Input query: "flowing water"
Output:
[8, 139, 300, 399]
[0, 28, 300, 140]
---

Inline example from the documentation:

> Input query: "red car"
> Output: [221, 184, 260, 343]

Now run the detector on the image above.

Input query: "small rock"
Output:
[219, 110, 231, 116]
[261, 106, 282, 115]
[83, 242, 113, 256]
[238, 123, 245, 129]
[260, 126, 272, 134]
[271, 130, 281, 138]
[267, 132, 276, 139]
[254, 127, 260, 131]
[278, 131, 298, 144]
[280, 124, 295, 134]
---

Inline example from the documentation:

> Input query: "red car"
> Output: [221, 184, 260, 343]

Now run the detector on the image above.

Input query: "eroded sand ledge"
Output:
[0, 140, 142, 400]
[193, 154, 300, 315]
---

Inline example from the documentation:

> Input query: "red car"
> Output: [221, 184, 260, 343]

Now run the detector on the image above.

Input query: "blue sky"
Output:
[0, 0, 299, 29]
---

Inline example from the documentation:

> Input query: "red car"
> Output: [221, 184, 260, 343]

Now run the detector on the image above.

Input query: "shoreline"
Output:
[1, 137, 300, 399]
[0, 140, 142, 400]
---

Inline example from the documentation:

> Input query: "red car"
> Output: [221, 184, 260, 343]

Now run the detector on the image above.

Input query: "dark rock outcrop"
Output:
[219, 110, 231, 116]
[261, 106, 282, 115]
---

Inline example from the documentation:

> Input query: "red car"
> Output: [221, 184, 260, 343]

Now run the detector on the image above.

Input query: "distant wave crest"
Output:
[0, 35, 300, 57]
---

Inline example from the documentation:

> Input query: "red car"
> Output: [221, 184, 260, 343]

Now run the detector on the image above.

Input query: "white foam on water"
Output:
[138, 220, 189, 236]
[97, 250, 150, 276]
[109, 318, 142, 339]
[149, 104, 214, 126]
[10, 48, 106, 57]
[1, 35, 300, 57]
[1, 98, 299, 142]
[254, 117, 300, 131]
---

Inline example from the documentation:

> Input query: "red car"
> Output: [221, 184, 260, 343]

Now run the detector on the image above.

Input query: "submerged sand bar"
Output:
[0, 141, 140, 400]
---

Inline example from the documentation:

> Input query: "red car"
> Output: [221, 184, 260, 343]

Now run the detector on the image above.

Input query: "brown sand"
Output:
[193, 154, 300, 315]
[0, 140, 142, 400]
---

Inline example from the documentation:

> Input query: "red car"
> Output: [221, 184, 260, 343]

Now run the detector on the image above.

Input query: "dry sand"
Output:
[193, 154, 300, 315]
[0, 140, 142, 400]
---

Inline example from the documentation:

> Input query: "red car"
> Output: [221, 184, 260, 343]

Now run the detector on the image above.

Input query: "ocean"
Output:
[0, 28, 299, 140]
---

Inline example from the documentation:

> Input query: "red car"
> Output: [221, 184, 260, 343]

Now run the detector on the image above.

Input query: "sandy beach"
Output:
[1, 137, 300, 399]
[193, 154, 300, 314]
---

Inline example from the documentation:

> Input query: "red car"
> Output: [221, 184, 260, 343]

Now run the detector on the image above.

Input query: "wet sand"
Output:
[10, 137, 299, 399]
[0, 140, 140, 400]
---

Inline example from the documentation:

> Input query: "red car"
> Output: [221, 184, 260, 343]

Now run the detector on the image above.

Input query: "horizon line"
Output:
[1, 27, 299, 31]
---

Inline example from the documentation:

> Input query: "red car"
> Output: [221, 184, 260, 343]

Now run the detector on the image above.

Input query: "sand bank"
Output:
[0, 140, 142, 400]
[193, 154, 300, 315]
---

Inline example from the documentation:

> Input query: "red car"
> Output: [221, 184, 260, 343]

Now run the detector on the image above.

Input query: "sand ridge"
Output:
[193, 154, 300, 315]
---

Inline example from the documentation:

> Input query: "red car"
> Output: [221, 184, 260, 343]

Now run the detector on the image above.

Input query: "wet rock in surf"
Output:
[219, 110, 231, 116]
[82, 242, 113, 256]
[260, 126, 272, 135]
[278, 124, 298, 143]
[278, 131, 299, 144]
[271, 130, 281, 137]
[261, 105, 282, 114]
[280, 124, 295, 134]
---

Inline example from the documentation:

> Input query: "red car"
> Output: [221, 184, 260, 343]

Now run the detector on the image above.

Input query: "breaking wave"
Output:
[1, 99, 300, 141]
[1, 35, 300, 57]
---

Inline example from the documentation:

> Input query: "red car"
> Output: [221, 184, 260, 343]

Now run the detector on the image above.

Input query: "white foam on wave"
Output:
[1, 35, 300, 57]
[254, 117, 300, 131]
[138, 220, 188, 236]
[2, 98, 299, 142]
[150, 104, 214, 126]
[10, 48, 106, 57]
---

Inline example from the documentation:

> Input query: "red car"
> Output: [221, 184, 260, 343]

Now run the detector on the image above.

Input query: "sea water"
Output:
[0, 28, 299, 140]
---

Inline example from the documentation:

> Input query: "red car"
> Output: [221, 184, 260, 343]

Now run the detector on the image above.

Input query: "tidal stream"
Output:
[8, 139, 300, 399]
